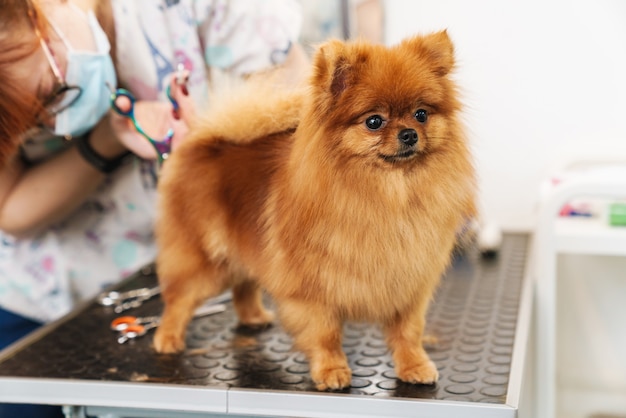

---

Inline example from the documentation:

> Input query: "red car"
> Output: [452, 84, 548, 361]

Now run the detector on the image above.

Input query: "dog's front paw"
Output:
[396, 360, 439, 385]
[313, 366, 352, 391]
[153, 328, 186, 354]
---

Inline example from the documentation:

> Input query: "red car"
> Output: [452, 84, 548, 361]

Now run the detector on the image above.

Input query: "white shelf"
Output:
[554, 216, 626, 256]
[533, 160, 626, 418]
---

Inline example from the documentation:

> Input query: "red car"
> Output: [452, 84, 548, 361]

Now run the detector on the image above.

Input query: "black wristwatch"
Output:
[74, 132, 130, 174]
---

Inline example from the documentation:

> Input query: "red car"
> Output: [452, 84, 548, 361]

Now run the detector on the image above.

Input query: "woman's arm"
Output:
[0, 114, 127, 239]
[0, 92, 190, 239]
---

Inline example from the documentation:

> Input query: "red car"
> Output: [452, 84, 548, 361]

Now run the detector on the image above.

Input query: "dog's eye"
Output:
[415, 109, 428, 123]
[365, 115, 384, 130]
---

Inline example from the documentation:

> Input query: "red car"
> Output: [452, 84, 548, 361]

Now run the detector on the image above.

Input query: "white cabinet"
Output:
[533, 163, 626, 418]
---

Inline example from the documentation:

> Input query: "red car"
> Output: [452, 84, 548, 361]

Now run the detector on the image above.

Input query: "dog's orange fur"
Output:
[154, 31, 477, 391]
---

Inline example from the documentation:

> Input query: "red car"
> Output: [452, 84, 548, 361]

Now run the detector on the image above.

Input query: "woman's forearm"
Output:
[0, 146, 105, 238]
[0, 117, 128, 239]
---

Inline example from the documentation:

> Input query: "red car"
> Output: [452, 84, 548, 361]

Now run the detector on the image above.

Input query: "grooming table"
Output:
[0, 234, 532, 418]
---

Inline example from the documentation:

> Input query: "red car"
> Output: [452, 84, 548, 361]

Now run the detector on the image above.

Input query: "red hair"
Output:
[0, 0, 48, 165]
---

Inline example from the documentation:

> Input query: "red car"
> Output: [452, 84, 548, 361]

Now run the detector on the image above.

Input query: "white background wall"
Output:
[384, 0, 626, 231]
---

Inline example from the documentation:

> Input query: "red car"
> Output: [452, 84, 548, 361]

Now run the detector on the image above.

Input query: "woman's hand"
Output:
[167, 68, 196, 152]
[108, 100, 177, 160]
[107, 71, 195, 160]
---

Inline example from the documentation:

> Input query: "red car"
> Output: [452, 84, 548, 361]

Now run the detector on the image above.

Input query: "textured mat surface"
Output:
[0, 233, 528, 404]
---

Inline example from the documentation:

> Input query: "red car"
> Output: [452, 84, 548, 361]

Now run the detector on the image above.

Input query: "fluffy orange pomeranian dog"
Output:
[154, 30, 476, 391]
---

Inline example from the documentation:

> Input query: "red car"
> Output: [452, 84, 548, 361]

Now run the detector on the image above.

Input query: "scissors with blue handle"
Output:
[108, 85, 178, 164]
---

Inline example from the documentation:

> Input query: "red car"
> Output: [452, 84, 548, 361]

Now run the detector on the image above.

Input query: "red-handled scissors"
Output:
[112, 303, 227, 344]
[110, 315, 161, 332]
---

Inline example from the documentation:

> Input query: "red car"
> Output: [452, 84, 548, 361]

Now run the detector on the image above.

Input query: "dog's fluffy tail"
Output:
[187, 68, 304, 146]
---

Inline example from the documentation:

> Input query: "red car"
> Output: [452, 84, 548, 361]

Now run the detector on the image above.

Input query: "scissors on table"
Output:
[111, 314, 161, 332]
[112, 302, 228, 344]
[116, 322, 160, 344]
[97, 285, 161, 314]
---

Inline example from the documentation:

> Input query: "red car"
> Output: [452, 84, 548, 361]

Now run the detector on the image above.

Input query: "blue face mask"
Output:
[51, 10, 116, 138]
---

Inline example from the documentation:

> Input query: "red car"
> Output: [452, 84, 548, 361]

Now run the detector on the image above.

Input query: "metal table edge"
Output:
[505, 233, 534, 412]
[227, 387, 517, 418]
[0, 376, 228, 413]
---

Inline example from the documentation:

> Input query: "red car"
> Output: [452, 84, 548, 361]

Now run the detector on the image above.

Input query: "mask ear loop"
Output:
[107, 83, 173, 167]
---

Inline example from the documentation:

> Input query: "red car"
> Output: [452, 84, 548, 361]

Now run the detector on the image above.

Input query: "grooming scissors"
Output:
[107, 64, 187, 165]
[108, 87, 174, 164]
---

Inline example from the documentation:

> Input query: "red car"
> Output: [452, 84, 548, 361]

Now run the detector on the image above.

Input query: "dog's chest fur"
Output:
[252, 149, 465, 319]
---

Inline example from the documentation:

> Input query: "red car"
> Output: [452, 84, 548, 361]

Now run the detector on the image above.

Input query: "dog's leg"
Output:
[279, 300, 351, 390]
[232, 280, 275, 327]
[384, 296, 439, 385]
[154, 261, 228, 354]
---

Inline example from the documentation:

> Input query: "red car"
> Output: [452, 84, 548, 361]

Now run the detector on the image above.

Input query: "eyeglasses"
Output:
[38, 37, 81, 116]
[28, 4, 82, 118]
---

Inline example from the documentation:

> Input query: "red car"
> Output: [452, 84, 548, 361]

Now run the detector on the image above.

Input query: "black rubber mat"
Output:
[0, 233, 528, 404]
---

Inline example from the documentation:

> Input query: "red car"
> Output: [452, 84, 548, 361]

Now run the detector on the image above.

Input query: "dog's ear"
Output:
[401, 30, 455, 76]
[312, 39, 354, 99]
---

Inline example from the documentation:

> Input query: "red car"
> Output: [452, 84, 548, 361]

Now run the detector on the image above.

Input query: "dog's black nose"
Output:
[398, 129, 418, 147]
